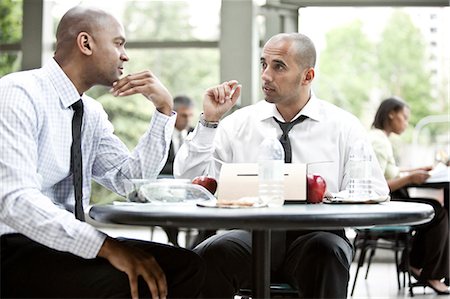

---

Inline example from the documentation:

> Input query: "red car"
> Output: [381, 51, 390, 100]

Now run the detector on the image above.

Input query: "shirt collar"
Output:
[257, 92, 324, 123]
[44, 58, 84, 109]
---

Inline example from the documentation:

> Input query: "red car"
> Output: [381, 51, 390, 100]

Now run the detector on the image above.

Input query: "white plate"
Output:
[323, 195, 390, 204]
[197, 199, 267, 209]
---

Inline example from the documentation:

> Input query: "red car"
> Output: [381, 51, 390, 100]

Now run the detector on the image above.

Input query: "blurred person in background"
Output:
[369, 97, 449, 295]
[160, 95, 195, 176]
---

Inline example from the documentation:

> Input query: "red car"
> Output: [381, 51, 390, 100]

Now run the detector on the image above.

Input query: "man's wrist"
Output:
[199, 113, 219, 128]
[98, 236, 115, 258]
[156, 104, 173, 116]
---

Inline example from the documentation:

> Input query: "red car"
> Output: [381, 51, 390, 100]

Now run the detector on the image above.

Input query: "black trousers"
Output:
[394, 197, 449, 280]
[1, 234, 205, 298]
[194, 230, 353, 298]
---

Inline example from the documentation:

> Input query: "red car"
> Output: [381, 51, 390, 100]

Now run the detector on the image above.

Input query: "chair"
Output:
[350, 226, 415, 296]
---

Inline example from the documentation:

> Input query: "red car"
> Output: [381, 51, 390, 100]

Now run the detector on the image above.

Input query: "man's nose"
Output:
[120, 52, 129, 62]
[261, 67, 272, 82]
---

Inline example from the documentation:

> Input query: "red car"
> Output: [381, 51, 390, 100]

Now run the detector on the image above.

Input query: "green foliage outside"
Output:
[0, 0, 22, 76]
[376, 11, 433, 126]
[121, 1, 220, 106]
[316, 19, 376, 118]
[123, 1, 193, 41]
[316, 10, 443, 130]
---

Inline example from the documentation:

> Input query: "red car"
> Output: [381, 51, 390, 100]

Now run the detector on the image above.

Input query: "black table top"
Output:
[89, 201, 434, 231]
[409, 181, 449, 189]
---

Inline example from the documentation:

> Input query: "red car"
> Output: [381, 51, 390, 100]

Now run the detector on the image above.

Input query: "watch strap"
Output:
[199, 113, 219, 128]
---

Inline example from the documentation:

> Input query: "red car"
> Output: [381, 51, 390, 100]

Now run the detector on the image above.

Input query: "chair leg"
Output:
[351, 246, 368, 296]
[404, 233, 414, 297]
[351, 233, 360, 262]
[149, 226, 154, 241]
[403, 266, 406, 288]
[395, 248, 401, 290]
[365, 248, 376, 279]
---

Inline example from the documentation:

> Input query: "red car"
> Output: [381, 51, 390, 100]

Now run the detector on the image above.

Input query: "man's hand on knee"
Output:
[98, 237, 167, 299]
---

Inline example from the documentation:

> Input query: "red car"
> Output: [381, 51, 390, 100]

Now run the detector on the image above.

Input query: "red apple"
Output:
[192, 176, 218, 195]
[307, 174, 327, 204]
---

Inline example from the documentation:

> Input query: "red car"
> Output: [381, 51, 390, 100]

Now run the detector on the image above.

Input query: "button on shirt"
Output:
[0, 59, 175, 258]
[174, 96, 388, 196]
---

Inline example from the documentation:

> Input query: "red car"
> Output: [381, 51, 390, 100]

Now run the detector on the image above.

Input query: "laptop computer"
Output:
[217, 163, 307, 203]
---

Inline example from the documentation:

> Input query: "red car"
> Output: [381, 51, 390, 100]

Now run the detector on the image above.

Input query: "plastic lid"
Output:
[128, 180, 216, 204]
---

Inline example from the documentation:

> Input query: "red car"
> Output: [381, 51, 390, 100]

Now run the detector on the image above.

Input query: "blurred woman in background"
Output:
[370, 97, 449, 295]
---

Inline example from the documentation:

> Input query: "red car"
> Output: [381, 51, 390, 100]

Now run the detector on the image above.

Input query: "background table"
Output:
[90, 201, 434, 298]
[409, 180, 449, 209]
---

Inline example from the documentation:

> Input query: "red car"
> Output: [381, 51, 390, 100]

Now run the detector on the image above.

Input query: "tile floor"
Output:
[350, 261, 447, 299]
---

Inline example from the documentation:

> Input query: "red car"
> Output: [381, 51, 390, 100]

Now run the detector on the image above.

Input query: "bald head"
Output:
[266, 33, 316, 70]
[55, 6, 118, 57]
[53, 6, 128, 93]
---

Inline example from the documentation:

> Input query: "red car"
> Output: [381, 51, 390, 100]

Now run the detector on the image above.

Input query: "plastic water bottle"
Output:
[348, 140, 373, 199]
[258, 137, 285, 207]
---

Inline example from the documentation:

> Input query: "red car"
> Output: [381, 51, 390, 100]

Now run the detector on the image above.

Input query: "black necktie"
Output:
[273, 115, 308, 163]
[270, 115, 307, 271]
[71, 99, 85, 221]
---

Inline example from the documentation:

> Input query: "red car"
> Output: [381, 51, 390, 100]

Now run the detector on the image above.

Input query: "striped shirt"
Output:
[0, 58, 175, 258]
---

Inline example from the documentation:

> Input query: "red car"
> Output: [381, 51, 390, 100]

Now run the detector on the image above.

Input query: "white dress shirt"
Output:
[0, 59, 175, 258]
[174, 95, 388, 196]
[172, 128, 188, 155]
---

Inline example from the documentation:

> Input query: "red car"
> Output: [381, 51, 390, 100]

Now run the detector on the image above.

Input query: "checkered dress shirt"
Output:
[0, 58, 175, 258]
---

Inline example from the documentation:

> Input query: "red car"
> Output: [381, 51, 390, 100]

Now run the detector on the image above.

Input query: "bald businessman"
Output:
[0, 6, 204, 299]
[175, 33, 389, 298]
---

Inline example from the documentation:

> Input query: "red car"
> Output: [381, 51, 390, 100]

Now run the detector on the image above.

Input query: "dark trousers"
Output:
[1, 234, 205, 298]
[194, 230, 353, 298]
[394, 197, 449, 280]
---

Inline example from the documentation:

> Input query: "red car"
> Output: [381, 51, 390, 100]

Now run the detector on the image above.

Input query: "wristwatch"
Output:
[199, 113, 219, 128]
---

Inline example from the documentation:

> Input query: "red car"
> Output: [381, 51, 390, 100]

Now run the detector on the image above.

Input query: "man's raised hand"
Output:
[203, 80, 241, 122]
[111, 70, 173, 116]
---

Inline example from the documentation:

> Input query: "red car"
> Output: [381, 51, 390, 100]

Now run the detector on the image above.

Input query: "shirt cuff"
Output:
[189, 122, 218, 147]
[72, 222, 107, 259]
[148, 110, 176, 140]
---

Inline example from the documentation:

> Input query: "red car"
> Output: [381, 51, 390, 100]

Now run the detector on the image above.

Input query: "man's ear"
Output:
[302, 67, 315, 85]
[77, 32, 93, 55]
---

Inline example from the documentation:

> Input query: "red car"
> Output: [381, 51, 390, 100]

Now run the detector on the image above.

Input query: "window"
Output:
[0, 0, 23, 76]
